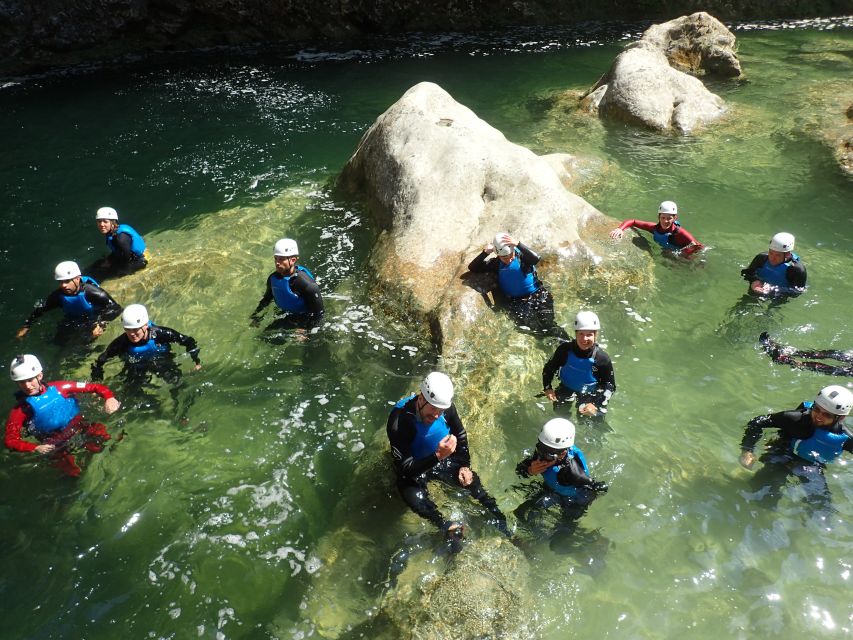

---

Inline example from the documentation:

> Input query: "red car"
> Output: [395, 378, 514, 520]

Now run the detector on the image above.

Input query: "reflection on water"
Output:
[0, 18, 851, 640]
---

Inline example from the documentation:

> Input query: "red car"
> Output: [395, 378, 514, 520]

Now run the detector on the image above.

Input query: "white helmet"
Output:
[10, 354, 42, 381]
[658, 201, 678, 216]
[769, 232, 795, 253]
[493, 233, 513, 257]
[274, 238, 299, 257]
[122, 304, 150, 329]
[420, 371, 454, 409]
[538, 418, 576, 449]
[96, 206, 119, 221]
[573, 311, 601, 332]
[814, 385, 853, 417]
[54, 261, 82, 281]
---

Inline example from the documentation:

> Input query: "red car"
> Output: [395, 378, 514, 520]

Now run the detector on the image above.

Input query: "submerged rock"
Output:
[340, 81, 650, 353]
[582, 12, 739, 133]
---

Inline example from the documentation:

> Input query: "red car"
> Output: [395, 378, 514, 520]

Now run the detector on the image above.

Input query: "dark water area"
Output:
[0, 17, 851, 639]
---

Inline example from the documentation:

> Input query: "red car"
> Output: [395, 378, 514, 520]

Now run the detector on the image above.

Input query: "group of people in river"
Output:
[6, 199, 851, 550]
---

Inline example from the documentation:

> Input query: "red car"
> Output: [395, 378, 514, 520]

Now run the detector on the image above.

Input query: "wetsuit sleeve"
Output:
[785, 262, 807, 289]
[91, 335, 130, 380]
[155, 326, 201, 364]
[251, 274, 275, 319]
[515, 242, 541, 267]
[21, 290, 62, 328]
[5, 405, 37, 452]
[444, 404, 471, 467]
[84, 284, 122, 324]
[54, 380, 115, 400]
[387, 406, 439, 479]
[515, 456, 536, 478]
[542, 342, 571, 390]
[672, 226, 703, 249]
[556, 456, 593, 488]
[844, 432, 853, 455]
[110, 232, 136, 263]
[741, 253, 766, 282]
[289, 271, 325, 321]
[591, 348, 616, 408]
[467, 252, 500, 273]
[740, 410, 804, 451]
[617, 219, 657, 233]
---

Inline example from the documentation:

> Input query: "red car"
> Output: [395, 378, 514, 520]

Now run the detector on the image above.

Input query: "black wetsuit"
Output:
[91, 325, 200, 382]
[467, 243, 566, 339]
[22, 282, 122, 341]
[760, 332, 853, 376]
[252, 270, 324, 328]
[88, 230, 148, 280]
[740, 404, 853, 513]
[542, 340, 616, 414]
[387, 396, 508, 534]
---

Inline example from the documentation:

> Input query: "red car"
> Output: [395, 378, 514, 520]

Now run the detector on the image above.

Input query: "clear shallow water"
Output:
[0, 19, 852, 639]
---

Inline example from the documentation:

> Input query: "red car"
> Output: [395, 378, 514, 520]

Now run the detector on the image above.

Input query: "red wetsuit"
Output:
[616, 219, 703, 254]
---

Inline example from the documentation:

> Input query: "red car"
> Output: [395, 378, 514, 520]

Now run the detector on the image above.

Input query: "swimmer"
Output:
[741, 232, 806, 297]
[88, 206, 148, 280]
[609, 201, 703, 257]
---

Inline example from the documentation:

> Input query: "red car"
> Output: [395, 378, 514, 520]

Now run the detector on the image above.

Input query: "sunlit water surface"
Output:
[0, 18, 851, 639]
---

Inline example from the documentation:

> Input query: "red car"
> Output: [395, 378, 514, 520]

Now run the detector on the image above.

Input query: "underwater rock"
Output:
[340, 81, 649, 352]
[582, 12, 737, 133]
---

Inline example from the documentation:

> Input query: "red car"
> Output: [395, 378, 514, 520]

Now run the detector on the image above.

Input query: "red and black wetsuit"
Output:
[616, 219, 703, 254]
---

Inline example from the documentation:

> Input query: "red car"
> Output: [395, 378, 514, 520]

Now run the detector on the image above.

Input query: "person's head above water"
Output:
[767, 232, 795, 266]
[536, 417, 575, 461]
[273, 238, 299, 275]
[10, 354, 44, 395]
[416, 371, 453, 425]
[657, 201, 678, 230]
[811, 385, 853, 427]
[572, 311, 600, 350]
[95, 206, 119, 234]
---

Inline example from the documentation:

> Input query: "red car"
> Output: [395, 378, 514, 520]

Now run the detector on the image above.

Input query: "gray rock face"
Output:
[583, 12, 740, 133]
[339, 81, 622, 352]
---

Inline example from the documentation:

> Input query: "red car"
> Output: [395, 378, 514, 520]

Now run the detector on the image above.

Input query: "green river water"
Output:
[1, 18, 852, 639]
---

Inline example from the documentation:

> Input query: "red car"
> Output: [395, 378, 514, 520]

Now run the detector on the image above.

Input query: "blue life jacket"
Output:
[652, 221, 682, 251]
[395, 394, 451, 460]
[756, 253, 800, 288]
[497, 249, 538, 298]
[59, 276, 99, 318]
[271, 266, 315, 313]
[25, 385, 80, 434]
[559, 347, 598, 393]
[790, 401, 849, 464]
[106, 224, 146, 258]
[542, 447, 589, 498]
[126, 323, 170, 363]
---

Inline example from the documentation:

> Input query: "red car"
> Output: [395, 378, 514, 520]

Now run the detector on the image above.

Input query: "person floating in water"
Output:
[467, 232, 567, 339]
[741, 232, 806, 297]
[608, 200, 703, 257]
[387, 371, 509, 547]
[91, 304, 201, 383]
[759, 332, 852, 376]
[514, 418, 608, 530]
[5, 354, 120, 476]
[88, 206, 148, 280]
[542, 311, 615, 417]
[251, 238, 324, 329]
[16, 261, 122, 343]
[739, 384, 853, 514]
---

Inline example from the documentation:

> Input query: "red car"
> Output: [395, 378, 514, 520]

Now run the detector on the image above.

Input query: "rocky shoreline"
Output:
[1, 0, 850, 76]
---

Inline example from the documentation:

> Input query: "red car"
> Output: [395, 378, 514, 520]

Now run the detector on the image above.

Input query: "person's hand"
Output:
[483, 243, 495, 254]
[91, 324, 104, 338]
[104, 397, 121, 414]
[457, 466, 473, 486]
[16, 327, 28, 339]
[609, 228, 624, 240]
[739, 451, 755, 470]
[589, 480, 609, 493]
[544, 389, 557, 402]
[35, 444, 56, 454]
[500, 234, 518, 249]
[579, 403, 598, 417]
[193, 363, 202, 372]
[751, 280, 771, 295]
[527, 458, 552, 476]
[436, 434, 457, 460]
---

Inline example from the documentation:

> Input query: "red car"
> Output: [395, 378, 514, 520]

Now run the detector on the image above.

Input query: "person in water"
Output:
[609, 200, 703, 257]
[741, 232, 806, 297]
[5, 354, 120, 476]
[514, 418, 608, 528]
[387, 371, 509, 544]
[251, 238, 324, 329]
[16, 261, 122, 342]
[91, 304, 201, 383]
[87, 206, 148, 280]
[739, 384, 853, 513]
[759, 332, 852, 377]
[542, 311, 616, 417]
[467, 232, 567, 339]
